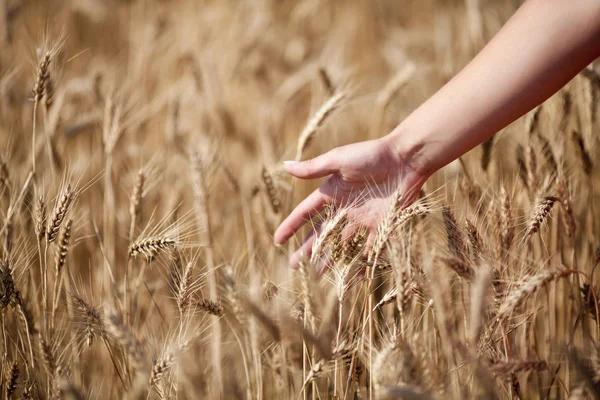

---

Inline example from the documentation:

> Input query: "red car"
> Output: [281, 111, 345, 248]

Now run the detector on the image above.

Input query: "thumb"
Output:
[284, 150, 339, 179]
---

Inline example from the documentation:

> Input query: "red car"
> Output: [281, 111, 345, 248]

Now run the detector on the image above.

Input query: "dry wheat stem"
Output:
[51, 218, 72, 329]
[261, 165, 281, 214]
[46, 184, 75, 244]
[69, 292, 105, 348]
[128, 169, 145, 244]
[31, 51, 51, 174]
[442, 206, 467, 260]
[105, 305, 146, 371]
[469, 265, 492, 346]
[310, 208, 348, 264]
[189, 146, 223, 394]
[465, 218, 483, 262]
[176, 261, 194, 319]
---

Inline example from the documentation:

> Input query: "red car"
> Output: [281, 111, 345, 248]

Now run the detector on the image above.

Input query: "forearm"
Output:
[388, 0, 600, 177]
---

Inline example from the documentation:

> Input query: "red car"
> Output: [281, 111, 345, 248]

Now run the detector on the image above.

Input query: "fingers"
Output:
[314, 257, 330, 277]
[289, 226, 332, 276]
[340, 225, 375, 261]
[289, 229, 317, 269]
[341, 224, 359, 243]
[274, 188, 329, 245]
[290, 241, 330, 275]
[284, 149, 339, 180]
[364, 230, 377, 258]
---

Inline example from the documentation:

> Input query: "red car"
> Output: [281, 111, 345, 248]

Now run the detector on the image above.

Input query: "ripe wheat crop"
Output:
[0, 0, 598, 399]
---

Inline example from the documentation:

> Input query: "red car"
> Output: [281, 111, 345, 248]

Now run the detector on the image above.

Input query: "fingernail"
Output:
[283, 160, 299, 166]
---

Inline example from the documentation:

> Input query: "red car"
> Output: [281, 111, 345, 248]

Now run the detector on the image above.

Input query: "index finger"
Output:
[274, 188, 330, 245]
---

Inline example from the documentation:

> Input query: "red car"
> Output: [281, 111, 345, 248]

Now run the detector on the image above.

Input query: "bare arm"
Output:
[391, 0, 600, 176]
[275, 0, 600, 260]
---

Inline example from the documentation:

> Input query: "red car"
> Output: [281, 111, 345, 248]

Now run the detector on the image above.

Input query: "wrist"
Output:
[383, 122, 433, 184]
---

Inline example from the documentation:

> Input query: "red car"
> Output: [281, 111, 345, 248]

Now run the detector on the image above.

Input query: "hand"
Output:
[274, 133, 428, 268]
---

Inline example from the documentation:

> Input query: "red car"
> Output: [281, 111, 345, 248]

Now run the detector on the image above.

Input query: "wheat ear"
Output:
[5, 360, 19, 399]
[526, 196, 559, 237]
[31, 51, 51, 173]
[296, 91, 346, 161]
[442, 205, 467, 260]
[496, 267, 572, 321]
[197, 298, 224, 316]
[261, 165, 281, 214]
[129, 236, 176, 259]
[46, 184, 75, 243]
[51, 218, 72, 327]
[176, 261, 194, 319]
[69, 292, 105, 348]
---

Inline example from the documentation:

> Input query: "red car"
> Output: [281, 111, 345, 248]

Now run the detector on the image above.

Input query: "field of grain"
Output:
[0, 0, 599, 399]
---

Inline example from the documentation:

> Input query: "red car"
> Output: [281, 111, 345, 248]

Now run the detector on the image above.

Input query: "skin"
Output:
[274, 0, 600, 267]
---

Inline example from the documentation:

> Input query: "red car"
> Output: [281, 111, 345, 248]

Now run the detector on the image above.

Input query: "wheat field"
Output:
[0, 0, 599, 399]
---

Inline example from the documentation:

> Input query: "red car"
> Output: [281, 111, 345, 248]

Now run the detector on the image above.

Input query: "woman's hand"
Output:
[274, 133, 428, 268]
[277, 0, 600, 269]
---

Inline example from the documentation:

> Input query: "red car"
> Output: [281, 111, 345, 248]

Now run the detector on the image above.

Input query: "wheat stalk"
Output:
[534, 132, 557, 178]
[129, 169, 145, 242]
[242, 297, 281, 342]
[149, 339, 192, 393]
[197, 298, 224, 316]
[223, 265, 244, 324]
[38, 333, 56, 377]
[105, 306, 146, 370]
[500, 185, 514, 255]
[129, 236, 176, 258]
[46, 183, 75, 243]
[496, 267, 572, 321]
[69, 292, 105, 348]
[556, 179, 576, 237]
[469, 265, 492, 346]
[465, 218, 484, 262]
[31, 51, 51, 173]
[526, 196, 559, 237]
[53, 219, 71, 274]
[526, 105, 542, 134]
[490, 360, 549, 376]
[35, 194, 47, 242]
[572, 130, 593, 176]
[5, 360, 19, 400]
[439, 256, 474, 280]
[51, 218, 72, 327]
[318, 67, 335, 95]
[310, 208, 347, 264]
[442, 205, 467, 260]
[176, 261, 194, 318]
[0, 154, 8, 193]
[370, 191, 403, 265]
[0, 260, 16, 310]
[261, 165, 281, 214]
[298, 260, 315, 331]
[296, 91, 346, 161]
